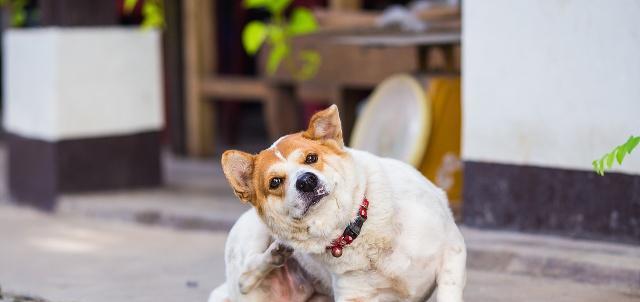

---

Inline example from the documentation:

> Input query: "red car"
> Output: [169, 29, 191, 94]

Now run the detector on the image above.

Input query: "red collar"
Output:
[326, 197, 369, 257]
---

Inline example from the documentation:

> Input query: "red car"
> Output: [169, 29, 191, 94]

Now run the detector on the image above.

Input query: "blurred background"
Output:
[0, 1, 638, 302]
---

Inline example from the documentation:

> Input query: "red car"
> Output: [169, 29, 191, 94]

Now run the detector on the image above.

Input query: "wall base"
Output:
[463, 161, 640, 244]
[8, 131, 163, 210]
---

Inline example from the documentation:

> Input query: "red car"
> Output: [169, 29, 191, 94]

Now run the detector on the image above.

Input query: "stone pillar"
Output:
[3, 28, 164, 210]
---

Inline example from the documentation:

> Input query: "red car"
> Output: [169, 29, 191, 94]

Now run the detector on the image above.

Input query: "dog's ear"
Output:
[221, 150, 255, 204]
[303, 104, 344, 147]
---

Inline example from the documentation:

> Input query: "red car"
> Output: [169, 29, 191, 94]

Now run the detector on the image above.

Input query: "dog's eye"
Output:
[269, 177, 283, 189]
[305, 153, 318, 164]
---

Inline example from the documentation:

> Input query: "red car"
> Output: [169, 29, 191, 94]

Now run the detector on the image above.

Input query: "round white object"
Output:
[350, 74, 431, 167]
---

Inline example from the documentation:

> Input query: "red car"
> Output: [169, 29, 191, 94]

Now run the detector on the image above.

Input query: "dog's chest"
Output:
[310, 205, 444, 301]
[310, 235, 413, 298]
[324, 250, 439, 301]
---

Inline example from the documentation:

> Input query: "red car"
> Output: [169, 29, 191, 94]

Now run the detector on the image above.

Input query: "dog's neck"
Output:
[325, 197, 369, 257]
[320, 149, 395, 260]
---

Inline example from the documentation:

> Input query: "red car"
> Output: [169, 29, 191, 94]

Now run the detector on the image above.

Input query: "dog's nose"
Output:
[296, 172, 318, 193]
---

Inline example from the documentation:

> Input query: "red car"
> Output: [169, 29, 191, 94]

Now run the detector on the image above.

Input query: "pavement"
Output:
[0, 205, 226, 302]
[0, 151, 639, 302]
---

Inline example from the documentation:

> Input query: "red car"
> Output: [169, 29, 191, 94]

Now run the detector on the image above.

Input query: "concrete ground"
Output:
[0, 151, 639, 302]
[1, 204, 639, 302]
[0, 205, 226, 302]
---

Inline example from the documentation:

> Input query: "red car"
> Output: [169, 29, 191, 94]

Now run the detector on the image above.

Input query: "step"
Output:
[464, 227, 640, 290]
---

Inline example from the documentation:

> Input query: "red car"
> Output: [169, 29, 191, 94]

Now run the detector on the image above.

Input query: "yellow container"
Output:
[418, 77, 463, 217]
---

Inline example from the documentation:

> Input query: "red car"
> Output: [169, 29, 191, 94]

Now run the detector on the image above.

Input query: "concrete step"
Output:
[56, 152, 249, 232]
[57, 189, 246, 232]
[464, 228, 640, 290]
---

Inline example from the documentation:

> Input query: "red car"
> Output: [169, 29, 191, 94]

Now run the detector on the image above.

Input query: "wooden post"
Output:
[265, 85, 298, 139]
[330, 87, 353, 144]
[164, 0, 186, 154]
[183, 0, 216, 156]
[329, 0, 362, 11]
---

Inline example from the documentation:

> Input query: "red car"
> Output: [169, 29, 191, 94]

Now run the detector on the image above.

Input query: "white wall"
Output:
[3, 28, 163, 141]
[463, 0, 640, 174]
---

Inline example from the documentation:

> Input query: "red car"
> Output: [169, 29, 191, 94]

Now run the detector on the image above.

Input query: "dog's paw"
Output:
[267, 241, 294, 267]
[238, 279, 253, 295]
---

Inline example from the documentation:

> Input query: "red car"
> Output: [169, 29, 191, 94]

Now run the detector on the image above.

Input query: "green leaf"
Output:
[625, 136, 640, 154]
[141, 2, 164, 29]
[615, 146, 626, 164]
[242, 21, 268, 55]
[598, 158, 606, 175]
[143, 2, 157, 14]
[287, 7, 318, 36]
[11, 9, 25, 27]
[593, 135, 639, 176]
[267, 43, 288, 74]
[268, 25, 285, 44]
[296, 50, 321, 80]
[244, 0, 290, 13]
[124, 0, 138, 13]
[244, 0, 271, 9]
[142, 14, 163, 29]
[606, 152, 615, 169]
[269, 0, 292, 14]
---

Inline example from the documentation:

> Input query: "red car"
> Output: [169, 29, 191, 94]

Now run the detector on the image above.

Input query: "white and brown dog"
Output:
[210, 105, 466, 302]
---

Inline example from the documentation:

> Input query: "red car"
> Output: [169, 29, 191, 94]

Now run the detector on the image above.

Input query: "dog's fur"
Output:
[211, 105, 466, 302]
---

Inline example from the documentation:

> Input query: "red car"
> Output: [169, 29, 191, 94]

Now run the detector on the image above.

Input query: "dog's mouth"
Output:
[300, 186, 329, 216]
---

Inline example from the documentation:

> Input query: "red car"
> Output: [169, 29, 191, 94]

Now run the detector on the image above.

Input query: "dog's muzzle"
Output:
[296, 172, 318, 193]
[295, 172, 328, 216]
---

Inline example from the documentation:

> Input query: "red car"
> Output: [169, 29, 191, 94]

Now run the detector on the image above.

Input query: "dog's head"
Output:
[221, 105, 358, 249]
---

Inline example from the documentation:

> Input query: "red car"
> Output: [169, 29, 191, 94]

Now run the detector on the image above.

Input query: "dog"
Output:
[211, 105, 466, 301]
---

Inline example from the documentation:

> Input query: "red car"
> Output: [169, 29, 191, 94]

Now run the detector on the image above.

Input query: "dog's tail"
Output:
[208, 283, 230, 302]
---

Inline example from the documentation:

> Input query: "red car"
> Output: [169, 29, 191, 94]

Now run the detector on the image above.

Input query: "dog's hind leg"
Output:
[436, 238, 467, 302]
[238, 241, 294, 294]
